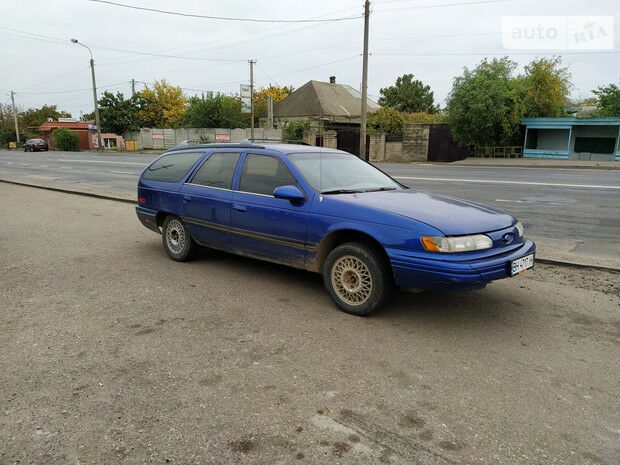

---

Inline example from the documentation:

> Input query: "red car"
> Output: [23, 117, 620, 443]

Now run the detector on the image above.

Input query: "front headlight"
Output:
[515, 221, 524, 237]
[421, 234, 493, 253]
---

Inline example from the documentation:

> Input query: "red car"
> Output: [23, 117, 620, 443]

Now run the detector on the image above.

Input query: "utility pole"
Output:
[90, 57, 103, 150]
[131, 78, 135, 97]
[267, 95, 274, 130]
[359, 0, 370, 160]
[71, 38, 102, 151]
[10, 91, 20, 143]
[249, 59, 256, 140]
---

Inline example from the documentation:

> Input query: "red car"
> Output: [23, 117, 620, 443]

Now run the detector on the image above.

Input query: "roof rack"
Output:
[241, 138, 310, 145]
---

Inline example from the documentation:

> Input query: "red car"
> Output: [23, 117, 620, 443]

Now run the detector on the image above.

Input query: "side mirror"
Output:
[273, 185, 305, 202]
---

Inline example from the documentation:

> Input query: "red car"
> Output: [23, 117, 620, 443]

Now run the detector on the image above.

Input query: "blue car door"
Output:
[230, 152, 311, 266]
[179, 151, 241, 250]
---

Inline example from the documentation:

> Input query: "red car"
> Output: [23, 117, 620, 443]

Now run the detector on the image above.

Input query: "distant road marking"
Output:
[394, 176, 620, 190]
[109, 170, 135, 175]
[56, 159, 146, 166]
[60, 166, 72, 170]
[495, 199, 523, 203]
[20, 163, 30, 166]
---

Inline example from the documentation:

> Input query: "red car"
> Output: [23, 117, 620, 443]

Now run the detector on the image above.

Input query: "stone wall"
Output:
[402, 124, 430, 162]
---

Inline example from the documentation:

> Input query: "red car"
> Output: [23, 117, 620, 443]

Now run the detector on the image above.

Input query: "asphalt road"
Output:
[1, 183, 618, 464]
[1, 149, 619, 267]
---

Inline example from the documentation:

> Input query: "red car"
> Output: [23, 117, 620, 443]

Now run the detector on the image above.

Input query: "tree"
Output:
[20, 105, 71, 133]
[282, 120, 310, 141]
[592, 83, 620, 116]
[98, 91, 140, 135]
[252, 85, 293, 126]
[367, 107, 404, 135]
[378, 74, 438, 113]
[519, 57, 571, 117]
[183, 92, 250, 128]
[53, 128, 79, 151]
[446, 58, 524, 148]
[135, 80, 187, 128]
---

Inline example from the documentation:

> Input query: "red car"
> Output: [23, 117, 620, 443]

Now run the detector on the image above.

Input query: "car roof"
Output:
[164, 142, 349, 156]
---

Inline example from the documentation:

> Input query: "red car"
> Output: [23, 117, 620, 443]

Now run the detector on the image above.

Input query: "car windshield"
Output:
[288, 152, 402, 194]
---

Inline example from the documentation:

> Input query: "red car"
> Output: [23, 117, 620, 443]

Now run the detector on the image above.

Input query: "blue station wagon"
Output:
[135, 142, 535, 315]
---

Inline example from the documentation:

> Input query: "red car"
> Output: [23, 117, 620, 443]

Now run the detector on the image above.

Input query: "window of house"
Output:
[190, 152, 240, 189]
[104, 138, 117, 148]
[141, 152, 203, 183]
[239, 153, 297, 196]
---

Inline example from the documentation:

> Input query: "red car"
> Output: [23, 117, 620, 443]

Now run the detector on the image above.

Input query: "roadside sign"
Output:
[152, 134, 164, 140]
[215, 133, 231, 142]
[240, 84, 251, 113]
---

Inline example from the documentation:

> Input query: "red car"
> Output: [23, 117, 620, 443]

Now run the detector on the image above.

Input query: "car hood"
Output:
[323, 189, 515, 235]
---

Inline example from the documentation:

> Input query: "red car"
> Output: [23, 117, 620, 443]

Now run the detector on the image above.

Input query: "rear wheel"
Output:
[323, 242, 393, 316]
[162, 216, 195, 261]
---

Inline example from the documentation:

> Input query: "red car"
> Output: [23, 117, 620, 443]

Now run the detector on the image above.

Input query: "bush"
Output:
[53, 128, 79, 151]
[367, 107, 403, 136]
[282, 120, 310, 141]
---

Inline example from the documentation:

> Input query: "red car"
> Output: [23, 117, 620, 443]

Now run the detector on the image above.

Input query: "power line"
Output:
[88, 0, 362, 23]
[374, 50, 620, 56]
[373, 0, 510, 11]
[16, 81, 128, 95]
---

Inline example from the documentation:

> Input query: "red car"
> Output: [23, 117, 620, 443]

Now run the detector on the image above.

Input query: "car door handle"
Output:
[182, 195, 191, 203]
[232, 203, 247, 212]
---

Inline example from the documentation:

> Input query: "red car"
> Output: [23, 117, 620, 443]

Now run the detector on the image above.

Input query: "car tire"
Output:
[162, 216, 195, 261]
[323, 242, 393, 316]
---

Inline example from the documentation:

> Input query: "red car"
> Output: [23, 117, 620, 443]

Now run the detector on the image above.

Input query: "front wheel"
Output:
[162, 216, 195, 261]
[323, 242, 393, 316]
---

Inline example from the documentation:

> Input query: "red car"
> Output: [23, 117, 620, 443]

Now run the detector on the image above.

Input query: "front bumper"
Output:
[135, 206, 160, 233]
[389, 240, 536, 291]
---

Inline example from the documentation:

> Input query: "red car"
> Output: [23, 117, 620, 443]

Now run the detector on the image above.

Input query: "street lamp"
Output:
[71, 38, 103, 151]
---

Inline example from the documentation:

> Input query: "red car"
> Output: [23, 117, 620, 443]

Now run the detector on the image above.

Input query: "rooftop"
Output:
[273, 80, 380, 119]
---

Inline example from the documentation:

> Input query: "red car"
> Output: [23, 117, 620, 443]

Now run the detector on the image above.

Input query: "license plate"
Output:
[511, 254, 534, 276]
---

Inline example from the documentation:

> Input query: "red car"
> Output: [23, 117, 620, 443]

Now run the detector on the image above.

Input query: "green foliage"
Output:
[402, 112, 447, 124]
[378, 74, 438, 113]
[592, 83, 620, 116]
[53, 128, 79, 151]
[97, 91, 140, 135]
[0, 103, 18, 147]
[282, 120, 310, 141]
[520, 57, 571, 117]
[20, 105, 71, 132]
[446, 58, 525, 148]
[367, 108, 447, 136]
[367, 107, 404, 135]
[183, 92, 250, 128]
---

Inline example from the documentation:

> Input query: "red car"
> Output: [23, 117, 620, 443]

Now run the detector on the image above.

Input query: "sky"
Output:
[1, 0, 619, 118]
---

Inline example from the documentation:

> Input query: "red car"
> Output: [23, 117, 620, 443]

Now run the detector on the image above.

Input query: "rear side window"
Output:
[239, 153, 297, 196]
[142, 152, 203, 183]
[190, 152, 240, 189]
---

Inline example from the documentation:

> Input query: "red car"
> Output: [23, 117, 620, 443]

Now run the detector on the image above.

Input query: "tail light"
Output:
[138, 197, 146, 204]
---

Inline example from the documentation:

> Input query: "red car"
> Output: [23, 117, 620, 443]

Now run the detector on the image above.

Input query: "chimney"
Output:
[329, 76, 336, 84]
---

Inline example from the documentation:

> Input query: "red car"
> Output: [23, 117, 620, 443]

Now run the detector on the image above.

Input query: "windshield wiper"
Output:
[320, 188, 364, 195]
[363, 187, 398, 192]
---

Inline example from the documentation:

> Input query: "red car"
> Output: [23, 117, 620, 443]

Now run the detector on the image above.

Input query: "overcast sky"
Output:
[2, 0, 619, 117]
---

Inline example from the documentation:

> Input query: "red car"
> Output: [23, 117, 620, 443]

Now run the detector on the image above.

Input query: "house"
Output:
[39, 120, 124, 151]
[522, 117, 620, 161]
[268, 76, 380, 155]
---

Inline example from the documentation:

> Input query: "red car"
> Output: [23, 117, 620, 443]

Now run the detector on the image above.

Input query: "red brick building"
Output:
[39, 121, 124, 151]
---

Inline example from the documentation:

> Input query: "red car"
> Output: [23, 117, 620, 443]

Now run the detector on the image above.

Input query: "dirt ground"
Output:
[0, 183, 618, 464]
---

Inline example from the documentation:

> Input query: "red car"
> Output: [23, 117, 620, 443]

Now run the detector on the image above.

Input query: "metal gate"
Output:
[427, 124, 471, 162]
[336, 130, 370, 157]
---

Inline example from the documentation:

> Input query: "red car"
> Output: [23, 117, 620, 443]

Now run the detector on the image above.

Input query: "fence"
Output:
[124, 128, 283, 151]
[474, 146, 523, 158]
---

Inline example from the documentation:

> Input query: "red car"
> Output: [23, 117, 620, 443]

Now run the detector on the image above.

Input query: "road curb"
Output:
[0, 178, 135, 205]
[2, 178, 619, 273]
[535, 258, 620, 274]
